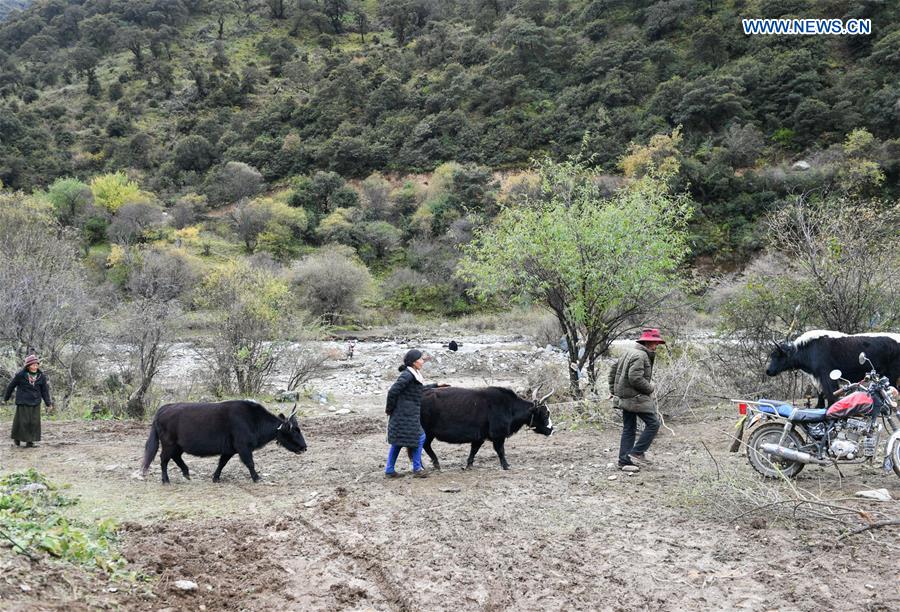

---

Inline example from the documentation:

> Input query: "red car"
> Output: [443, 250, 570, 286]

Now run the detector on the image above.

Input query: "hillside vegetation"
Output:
[0, 0, 31, 21]
[1, 0, 898, 263]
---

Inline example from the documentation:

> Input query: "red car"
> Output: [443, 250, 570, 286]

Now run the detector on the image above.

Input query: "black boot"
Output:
[14, 439, 20, 446]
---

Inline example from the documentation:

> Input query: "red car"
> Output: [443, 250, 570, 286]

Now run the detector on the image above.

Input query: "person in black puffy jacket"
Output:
[384, 349, 447, 478]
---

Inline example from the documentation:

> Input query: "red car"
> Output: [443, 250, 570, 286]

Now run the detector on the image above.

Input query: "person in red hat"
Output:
[607, 329, 665, 471]
[3, 354, 53, 447]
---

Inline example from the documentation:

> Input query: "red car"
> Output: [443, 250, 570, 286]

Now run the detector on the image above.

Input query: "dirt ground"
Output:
[1, 335, 899, 610]
[1, 410, 898, 611]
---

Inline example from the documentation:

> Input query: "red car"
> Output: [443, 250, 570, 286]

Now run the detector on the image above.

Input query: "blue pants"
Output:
[386, 433, 426, 474]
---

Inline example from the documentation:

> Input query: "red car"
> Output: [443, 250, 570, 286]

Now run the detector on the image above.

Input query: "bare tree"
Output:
[195, 263, 294, 395]
[768, 196, 900, 333]
[282, 315, 326, 391]
[108, 201, 165, 245]
[0, 197, 97, 404]
[231, 198, 273, 252]
[116, 299, 179, 418]
[113, 247, 195, 417]
[290, 246, 373, 324]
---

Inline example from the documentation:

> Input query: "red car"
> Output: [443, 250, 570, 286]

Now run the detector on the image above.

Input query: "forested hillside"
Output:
[0, 0, 31, 21]
[1, 0, 898, 264]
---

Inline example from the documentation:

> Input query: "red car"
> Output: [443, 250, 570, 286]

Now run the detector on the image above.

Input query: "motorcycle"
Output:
[729, 351, 900, 479]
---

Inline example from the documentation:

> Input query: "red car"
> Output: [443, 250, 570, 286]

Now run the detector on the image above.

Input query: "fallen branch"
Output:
[839, 519, 900, 540]
[700, 440, 720, 480]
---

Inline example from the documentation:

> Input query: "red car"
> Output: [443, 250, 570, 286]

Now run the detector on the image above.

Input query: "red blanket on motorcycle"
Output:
[826, 391, 874, 418]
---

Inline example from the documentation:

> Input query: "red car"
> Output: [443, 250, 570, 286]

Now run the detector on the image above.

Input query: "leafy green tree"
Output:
[256, 200, 309, 260]
[90, 172, 142, 213]
[357, 220, 402, 263]
[232, 197, 307, 255]
[116, 25, 148, 72]
[316, 207, 357, 245]
[174, 135, 215, 172]
[80, 14, 118, 53]
[68, 43, 101, 97]
[46, 178, 93, 226]
[195, 261, 294, 395]
[324, 0, 350, 33]
[459, 157, 692, 394]
[837, 128, 885, 197]
[289, 170, 348, 217]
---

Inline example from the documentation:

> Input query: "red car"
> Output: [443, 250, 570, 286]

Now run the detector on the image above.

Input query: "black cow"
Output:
[766, 331, 900, 407]
[141, 400, 307, 483]
[420, 386, 554, 470]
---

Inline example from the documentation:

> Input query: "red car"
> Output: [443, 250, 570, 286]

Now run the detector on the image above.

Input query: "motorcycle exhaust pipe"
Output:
[759, 443, 830, 466]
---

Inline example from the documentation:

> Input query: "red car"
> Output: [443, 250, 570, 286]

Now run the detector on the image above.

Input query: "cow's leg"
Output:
[423, 434, 440, 470]
[171, 449, 190, 480]
[237, 447, 260, 482]
[212, 453, 234, 482]
[491, 438, 510, 470]
[159, 445, 173, 484]
[466, 440, 485, 469]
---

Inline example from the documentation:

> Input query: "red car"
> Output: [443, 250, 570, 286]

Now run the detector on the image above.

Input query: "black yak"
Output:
[420, 386, 554, 470]
[141, 400, 307, 483]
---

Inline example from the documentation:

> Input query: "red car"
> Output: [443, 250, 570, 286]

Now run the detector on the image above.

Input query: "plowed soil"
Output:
[1, 410, 898, 611]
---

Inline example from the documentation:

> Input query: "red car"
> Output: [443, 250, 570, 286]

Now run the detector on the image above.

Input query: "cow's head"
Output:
[276, 405, 307, 453]
[528, 388, 555, 436]
[765, 341, 796, 377]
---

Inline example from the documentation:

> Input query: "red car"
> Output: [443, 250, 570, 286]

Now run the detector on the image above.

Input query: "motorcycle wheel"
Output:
[746, 423, 805, 479]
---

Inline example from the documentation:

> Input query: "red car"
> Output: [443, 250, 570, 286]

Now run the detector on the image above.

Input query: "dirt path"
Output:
[1, 411, 898, 611]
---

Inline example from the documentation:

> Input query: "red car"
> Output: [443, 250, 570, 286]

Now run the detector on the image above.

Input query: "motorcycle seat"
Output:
[788, 408, 828, 423]
[754, 401, 829, 422]
[755, 400, 797, 419]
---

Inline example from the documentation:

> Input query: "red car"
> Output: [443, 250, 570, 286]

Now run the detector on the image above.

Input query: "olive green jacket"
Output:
[608, 343, 656, 413]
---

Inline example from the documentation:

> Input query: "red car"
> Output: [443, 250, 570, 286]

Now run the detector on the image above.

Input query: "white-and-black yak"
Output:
[766, 330, 900, 407]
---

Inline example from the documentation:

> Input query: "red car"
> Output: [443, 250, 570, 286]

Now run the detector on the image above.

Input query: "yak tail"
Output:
[141, 420, 160, 477]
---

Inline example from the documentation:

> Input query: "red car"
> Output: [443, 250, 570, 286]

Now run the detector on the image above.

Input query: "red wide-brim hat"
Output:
[637, 329, 665, 344]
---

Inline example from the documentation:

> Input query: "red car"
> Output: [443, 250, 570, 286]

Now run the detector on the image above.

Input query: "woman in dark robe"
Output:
[4, 354, 53, 447]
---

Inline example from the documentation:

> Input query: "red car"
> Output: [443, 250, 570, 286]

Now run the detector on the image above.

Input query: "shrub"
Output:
[208, 161, 264, 204]
[126, 247, 197, 302]
[173, 135, 215, 172]
[195, 262, 294, 395]
[291, 246, 373, 324]
[171, 193, 208, 229]
[107, 200, 165, 244]
[89, 172, 142, 213]
[46, 177, 93, 226]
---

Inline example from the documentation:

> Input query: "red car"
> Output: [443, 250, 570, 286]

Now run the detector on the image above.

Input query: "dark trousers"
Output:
[619, 410, 659, 464]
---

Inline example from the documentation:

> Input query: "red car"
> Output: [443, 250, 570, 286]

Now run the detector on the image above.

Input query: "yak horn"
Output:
[531, 384, 543, 402]
[538, 389, 555, 404]
[289, 403, 298, 418]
